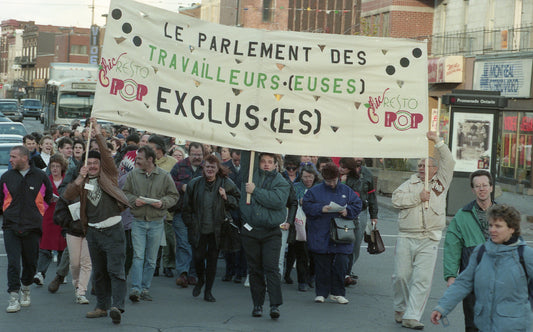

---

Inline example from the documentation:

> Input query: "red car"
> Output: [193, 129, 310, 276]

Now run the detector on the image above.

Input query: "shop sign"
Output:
[442, 94, 507, 108]
[32, 79, 45, 88]
[473, 58, 533, 98]
[89, 25, 99, 65]
[428, 56, 463, 83]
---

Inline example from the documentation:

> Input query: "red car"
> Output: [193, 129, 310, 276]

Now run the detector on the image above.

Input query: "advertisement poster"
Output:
[452, 112, 493, 172]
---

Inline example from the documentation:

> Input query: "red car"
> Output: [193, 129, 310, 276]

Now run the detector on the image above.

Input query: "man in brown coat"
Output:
[64, 118, 130, 325]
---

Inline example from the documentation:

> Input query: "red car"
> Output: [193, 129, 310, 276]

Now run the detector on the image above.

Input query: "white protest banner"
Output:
[93, 0, 429, 157]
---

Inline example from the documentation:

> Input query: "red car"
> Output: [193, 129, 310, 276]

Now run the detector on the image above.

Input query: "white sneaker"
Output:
[6, 292, 20, 313]
[328, 294, 349, 304]
[76, 294, 89, 304]
[33, 272, 44, 286]
[314, 296, 325, 303]
[20, 286, 31, 307]
[62, 276, 68, 284]
[244, 275, 250, 288]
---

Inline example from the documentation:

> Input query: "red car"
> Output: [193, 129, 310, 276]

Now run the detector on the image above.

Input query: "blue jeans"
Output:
[129, 218, 164, 292]
[172, 213, 195, 276]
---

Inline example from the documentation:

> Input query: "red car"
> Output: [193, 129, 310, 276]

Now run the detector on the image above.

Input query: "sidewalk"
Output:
[377, 185, 533, 240]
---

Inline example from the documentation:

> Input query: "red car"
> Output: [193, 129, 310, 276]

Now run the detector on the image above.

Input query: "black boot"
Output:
[204, 290, 216, 302]
[192, 278, 204, 297]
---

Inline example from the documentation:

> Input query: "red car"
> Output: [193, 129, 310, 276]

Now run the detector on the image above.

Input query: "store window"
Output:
[499, 112, 533, 184]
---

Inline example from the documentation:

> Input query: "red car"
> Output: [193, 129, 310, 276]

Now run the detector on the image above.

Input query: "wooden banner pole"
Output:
[246, 150, 255, 205]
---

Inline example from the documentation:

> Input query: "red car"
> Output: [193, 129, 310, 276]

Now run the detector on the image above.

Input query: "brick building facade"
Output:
[361, 0, 433, 38]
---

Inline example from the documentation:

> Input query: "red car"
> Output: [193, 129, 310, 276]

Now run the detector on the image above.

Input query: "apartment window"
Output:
[71, 45, 87, 55]
[263, 0, 273, 22]
[382, 12, 389, 37]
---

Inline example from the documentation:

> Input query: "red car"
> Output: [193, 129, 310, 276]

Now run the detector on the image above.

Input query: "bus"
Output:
[43, 63, 98, 130]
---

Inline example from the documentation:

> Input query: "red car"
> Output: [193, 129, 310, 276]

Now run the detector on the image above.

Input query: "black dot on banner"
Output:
[133, 36, 142, 47]
[412, 48, 422, 58]
[386, 65, 395, 75]
[111, 9, 122, 20]
[122, 23, 132, 34]
[400, 57, 410, 67]
[263, 117, 268, 122]
[283, 82, 287, 86]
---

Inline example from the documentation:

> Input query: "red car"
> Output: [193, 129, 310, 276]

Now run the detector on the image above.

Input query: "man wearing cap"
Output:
[63, 118, 131, 325]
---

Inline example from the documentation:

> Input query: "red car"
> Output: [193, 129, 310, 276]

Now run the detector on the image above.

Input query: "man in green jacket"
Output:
[443, 170, 494, 332]
[123, 145, 179, 302]
[239, 152, 290, 320]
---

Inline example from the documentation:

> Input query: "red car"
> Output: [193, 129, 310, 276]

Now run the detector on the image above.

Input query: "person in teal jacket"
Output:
[443, 170, 495, 332]
[431, 204, 533, 331]
[239, 151, 290, 320]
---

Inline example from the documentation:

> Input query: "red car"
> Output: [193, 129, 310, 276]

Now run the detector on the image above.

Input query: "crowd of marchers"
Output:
[2, 120, 532, 330]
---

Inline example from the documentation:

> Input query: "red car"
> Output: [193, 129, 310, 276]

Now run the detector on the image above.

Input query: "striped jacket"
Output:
[0, 166, 53, 234]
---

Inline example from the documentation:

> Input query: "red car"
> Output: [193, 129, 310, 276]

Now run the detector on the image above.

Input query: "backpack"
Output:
[476, 244, 533, 310]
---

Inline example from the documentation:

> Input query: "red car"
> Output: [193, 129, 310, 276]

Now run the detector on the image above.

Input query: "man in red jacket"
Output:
[2, 145, 53, 313]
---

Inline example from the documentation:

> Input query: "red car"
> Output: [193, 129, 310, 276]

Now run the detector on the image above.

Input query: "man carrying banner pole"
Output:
[239, 150, 290, 319]
[391, 131, 455, 330]
[63, 118, 130, 325]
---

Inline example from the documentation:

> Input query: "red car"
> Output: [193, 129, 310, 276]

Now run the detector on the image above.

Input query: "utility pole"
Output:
[90, 0, 95, 26]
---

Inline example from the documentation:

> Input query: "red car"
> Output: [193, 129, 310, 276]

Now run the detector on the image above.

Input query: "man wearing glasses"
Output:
[170, 142, 204, 288]
[391, 131, 455, 330]
[441, 170, 494, 332]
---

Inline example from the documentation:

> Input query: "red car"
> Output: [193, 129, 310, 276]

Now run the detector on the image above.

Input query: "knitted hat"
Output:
[87, 150, 101, 160]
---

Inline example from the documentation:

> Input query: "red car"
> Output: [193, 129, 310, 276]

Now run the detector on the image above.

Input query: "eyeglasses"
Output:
[418, 164, 437, 168]
[474, 184, 490, 190]
[286, 166, 298, 171]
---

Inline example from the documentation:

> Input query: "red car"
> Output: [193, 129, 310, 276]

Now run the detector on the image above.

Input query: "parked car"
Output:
[0, 135, 23, 144]
[0, 101, 23, 122]
[0, 122, 28, 136]
[0, 99, 20, 108]
[0, 113, 13, 122]
[20, 99, 43, 119]
[0, 142, 19, 177]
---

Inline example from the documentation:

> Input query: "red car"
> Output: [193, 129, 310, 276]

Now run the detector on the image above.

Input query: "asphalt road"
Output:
[0, 199, 468, 332]
[20, 117, 45, 136]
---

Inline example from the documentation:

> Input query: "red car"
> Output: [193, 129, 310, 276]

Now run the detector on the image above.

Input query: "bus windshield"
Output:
[57, 92, 94, 119]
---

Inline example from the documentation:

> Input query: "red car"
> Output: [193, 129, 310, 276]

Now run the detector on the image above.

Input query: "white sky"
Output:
[1, 0, 198, 29]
